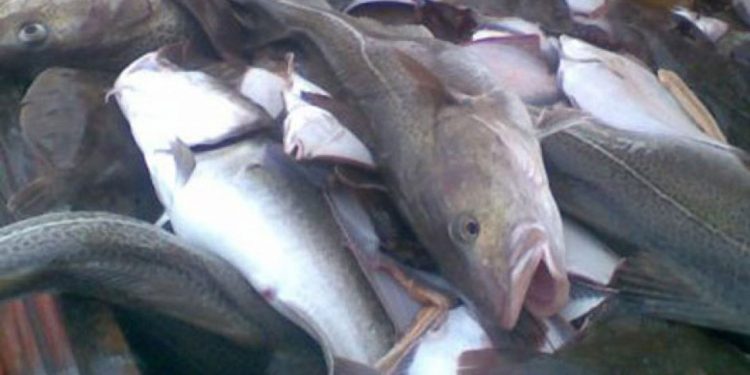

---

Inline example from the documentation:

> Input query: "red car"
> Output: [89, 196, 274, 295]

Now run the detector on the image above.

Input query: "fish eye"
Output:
[449, 213, 481, 244]
[18, 22, 48, 46]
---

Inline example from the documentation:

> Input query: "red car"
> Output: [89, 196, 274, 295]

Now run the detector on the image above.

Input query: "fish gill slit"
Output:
[568, 132, 746, 250]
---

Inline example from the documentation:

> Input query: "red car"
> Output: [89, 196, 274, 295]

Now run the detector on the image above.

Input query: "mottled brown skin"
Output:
[9, 68, 158, 219]
[543, 119, 750, 335]
[0, 0, 197, 73]
[231, 0, 567, 339]
[0, 211, 325, 374]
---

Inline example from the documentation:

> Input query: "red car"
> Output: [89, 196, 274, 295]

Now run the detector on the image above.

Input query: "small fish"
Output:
[0, 211, 324, 375]
[0, 0, 198, 73]
[230, 0, 569, 340]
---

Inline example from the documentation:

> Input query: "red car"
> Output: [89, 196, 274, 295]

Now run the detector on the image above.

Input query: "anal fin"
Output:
[613, 251, 750, 335]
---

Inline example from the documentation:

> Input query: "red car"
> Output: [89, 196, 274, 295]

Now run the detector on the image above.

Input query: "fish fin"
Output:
[160, 139, 195, 188]
[531, 106, 592, 139]
[614, 252, 750, 335]
[154, 211, 171, 228]
[323, 186, 421, 333]
[657, 69, 727, 144]
[7, 176, 69, 217]
[394, 50, 459, 105]
[333, 166, 388, 192]
[332, 357, 380, 375]
[301, 92, 373, 141]
[260, 143, 333, 188]
[483, 310, 550, 352]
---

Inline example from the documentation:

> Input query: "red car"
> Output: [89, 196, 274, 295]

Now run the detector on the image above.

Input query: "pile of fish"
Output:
[0, 0, 748, 374]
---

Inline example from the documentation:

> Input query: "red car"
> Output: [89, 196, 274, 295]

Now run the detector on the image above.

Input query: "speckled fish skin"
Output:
[0, 211, 319, 356]
[542, 118, 750, 335]
[0, 0, 197, 73]
[230, 0, 569, 339]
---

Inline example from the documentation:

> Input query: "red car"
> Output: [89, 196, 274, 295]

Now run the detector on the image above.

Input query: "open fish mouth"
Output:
[502, 223, 570, 329]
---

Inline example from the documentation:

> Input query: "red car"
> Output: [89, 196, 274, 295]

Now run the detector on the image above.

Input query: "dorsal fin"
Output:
[394, 49, 458, 105]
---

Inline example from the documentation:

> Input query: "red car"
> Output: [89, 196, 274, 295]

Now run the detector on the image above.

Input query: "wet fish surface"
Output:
[113, 48, 394, 368]
[0, 211, 324, 374]
[542, 116, 750, 335]
[0, 0, 198, 73]
[229, 0, 569, 340]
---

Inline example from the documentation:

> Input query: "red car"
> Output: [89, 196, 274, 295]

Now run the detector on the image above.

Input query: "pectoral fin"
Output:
[168, 139, 196, 188]
[613, 252, 750, 335]
[657, 69, 727, 144]
[531, 106, 592, 140]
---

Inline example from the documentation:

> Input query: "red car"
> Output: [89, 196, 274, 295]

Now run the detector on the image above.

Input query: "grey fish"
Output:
[0, 211, 324, 373]
[0, 0, 197, 73]
[542, 115, 750, 335]
[459, 313, 750, 374]
[9, 67, 158, 219]
[229, 0, 569, 340]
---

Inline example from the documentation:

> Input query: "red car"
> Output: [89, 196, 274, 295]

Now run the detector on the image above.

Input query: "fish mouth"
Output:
[502, 223, 570, 329]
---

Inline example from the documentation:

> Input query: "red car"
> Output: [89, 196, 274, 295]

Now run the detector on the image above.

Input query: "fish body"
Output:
[0, 0, 197, 73]
[542, 117, 750, 335]
[0, 212, 318, 359]
[114, 52, 394, 366]
[557, 36, 709, 142]
[231, 0, 569, 338]
[111, 51, 273, 152]
[459, 314, 750, 375]
[154, 138, 394, 367]
[604, 0, 750, 150]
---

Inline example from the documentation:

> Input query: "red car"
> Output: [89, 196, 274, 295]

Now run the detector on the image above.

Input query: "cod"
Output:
[228, 0, 569, 339]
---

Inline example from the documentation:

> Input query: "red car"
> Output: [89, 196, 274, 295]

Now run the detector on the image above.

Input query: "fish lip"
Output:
[502, 223, 569, 328]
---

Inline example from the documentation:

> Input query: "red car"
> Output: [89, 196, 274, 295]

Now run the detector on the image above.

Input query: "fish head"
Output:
[420, 92, 569, 331]
[0, 0, 163, 70]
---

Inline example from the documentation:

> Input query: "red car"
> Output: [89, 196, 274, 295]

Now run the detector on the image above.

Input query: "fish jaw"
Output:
[507, 223, 570, 326]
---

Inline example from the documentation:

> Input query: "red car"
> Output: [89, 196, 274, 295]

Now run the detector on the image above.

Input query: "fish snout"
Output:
[504, 223, 569, 328]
